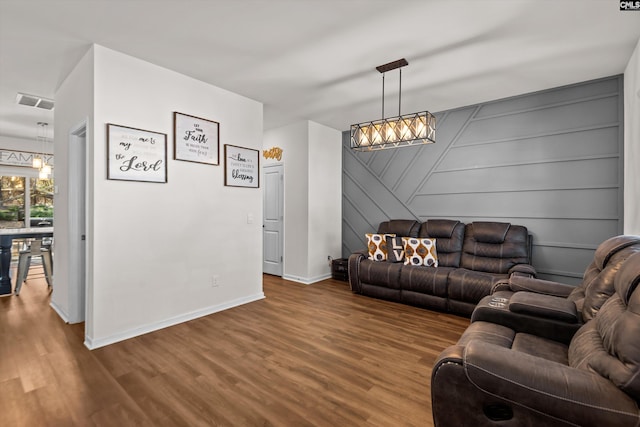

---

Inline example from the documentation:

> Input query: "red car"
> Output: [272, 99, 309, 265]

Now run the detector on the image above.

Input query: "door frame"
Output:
[67, 119, 88, 325]
[263, 163, 284, 276]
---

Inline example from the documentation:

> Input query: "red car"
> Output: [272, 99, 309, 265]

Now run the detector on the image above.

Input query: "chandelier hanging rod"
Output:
[377, 58, 408, 120]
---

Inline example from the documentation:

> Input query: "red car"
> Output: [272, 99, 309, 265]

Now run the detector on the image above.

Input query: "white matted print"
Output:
[224, 144, 259, 188]
[107, 123, 167, 183]
[173, 112, 220, 165]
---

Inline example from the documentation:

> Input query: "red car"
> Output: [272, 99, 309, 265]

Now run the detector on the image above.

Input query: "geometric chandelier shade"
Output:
[350, 111, 435, 151]
[350, 58, 436, 151]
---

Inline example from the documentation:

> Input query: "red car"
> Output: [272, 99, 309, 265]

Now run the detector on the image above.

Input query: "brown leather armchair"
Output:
[471, 235, 640, 342]
[431, 251, 640, 427]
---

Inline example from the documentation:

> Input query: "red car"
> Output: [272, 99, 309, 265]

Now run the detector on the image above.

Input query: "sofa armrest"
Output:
[508, 263, 536, 277]
[508, 291, 578, 322]
[348, 252, 366, 293]
[508, 275, 575, 297]
[463, 340, 640, 426]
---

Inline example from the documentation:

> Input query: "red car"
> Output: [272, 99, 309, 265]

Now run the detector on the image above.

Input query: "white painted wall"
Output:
[57, 45, 264, 348]
[264, 121, 308, 281]
[624, 37, 640, 235]
[52, 46, 94, 324]
[308, 121, 342, 280]
[263, 120, 341, 283]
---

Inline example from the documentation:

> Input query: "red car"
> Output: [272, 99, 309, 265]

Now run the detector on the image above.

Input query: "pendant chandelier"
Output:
[350, 58, 435, 151]
[33, 122, 52, 179]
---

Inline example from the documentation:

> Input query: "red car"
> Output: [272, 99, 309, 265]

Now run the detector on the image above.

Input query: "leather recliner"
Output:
[431, 251, 640, 427]
[471, 235, 640, 342]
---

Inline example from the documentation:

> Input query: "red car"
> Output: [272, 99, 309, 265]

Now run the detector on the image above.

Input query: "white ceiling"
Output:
[1, 0, 639, 142]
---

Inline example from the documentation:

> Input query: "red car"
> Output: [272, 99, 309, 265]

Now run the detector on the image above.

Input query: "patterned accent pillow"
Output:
[386, 236, 405, 263]
[366, 233, 395, 261]
[402, 237, 438, 267]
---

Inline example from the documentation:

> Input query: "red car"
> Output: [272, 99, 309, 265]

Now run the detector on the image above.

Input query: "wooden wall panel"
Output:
[342, 76, 624, 284]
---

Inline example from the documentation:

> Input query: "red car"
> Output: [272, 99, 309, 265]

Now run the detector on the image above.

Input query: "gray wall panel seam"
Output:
[452, 123, 621, 147]
[471, 91, 620, 121]
[406, 107, 478, 205]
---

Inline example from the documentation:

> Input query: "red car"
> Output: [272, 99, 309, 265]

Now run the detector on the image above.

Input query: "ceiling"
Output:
[1, 0, 639, 143]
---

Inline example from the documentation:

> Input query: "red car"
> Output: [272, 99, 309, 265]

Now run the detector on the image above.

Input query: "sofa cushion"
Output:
[357, 259, 402, 289]
[569, 253, 640, 401]
[419, 219, 465, 268]
[400, 265, 453, 298]
[366, 233, 394, 261]
[460, 222, 530, 274]
[472, 221, 510, 243]
[402, 237, 438, 267]
[448, 268, 508, 305]
[377, 219, 420, 237]
[385, 235, 405, 263]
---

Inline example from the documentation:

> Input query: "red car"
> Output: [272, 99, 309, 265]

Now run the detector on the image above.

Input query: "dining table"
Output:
[0, 227, 54, 295]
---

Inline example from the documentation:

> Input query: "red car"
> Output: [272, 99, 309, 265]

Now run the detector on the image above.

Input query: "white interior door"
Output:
[263, 164, 283, 276]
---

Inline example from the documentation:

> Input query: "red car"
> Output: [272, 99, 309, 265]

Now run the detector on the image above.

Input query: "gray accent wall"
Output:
[342, 76, 624, 285]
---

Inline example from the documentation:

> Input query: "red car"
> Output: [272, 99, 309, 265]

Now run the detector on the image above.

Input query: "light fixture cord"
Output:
[381, 72, 385, 120]
[398, 68, 402, 116]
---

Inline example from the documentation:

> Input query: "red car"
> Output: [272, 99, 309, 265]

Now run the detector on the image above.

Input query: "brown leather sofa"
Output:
[348, 219, 534, 316]
[471, 235, 640, 342]
[431, 251, 640, 427]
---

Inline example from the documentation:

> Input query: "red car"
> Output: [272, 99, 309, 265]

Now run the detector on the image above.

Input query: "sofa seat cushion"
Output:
[512, 333, 569, 365]
[456, 322, 569, 364]
[456, 321, 514, 349]
[357, 259, 402, 289]
[400, 265, 453, 298]
[448, 268, 508, 305]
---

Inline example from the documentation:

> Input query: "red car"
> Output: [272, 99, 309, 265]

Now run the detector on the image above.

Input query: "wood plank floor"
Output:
[0, 274, 469, 426]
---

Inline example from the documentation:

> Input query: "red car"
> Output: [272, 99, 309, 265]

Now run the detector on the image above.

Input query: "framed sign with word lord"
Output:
[224, 144, 259, 188]
[173, 112, 220, 165]
[107, 123, 167, 183]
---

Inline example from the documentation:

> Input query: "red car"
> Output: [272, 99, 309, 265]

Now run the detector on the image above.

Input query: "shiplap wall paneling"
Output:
[342, 76, 623, 285]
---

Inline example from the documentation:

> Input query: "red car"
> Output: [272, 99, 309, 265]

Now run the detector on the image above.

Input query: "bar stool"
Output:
[14, 238, 53, 296]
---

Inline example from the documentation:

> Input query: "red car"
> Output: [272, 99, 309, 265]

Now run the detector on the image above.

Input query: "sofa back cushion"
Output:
[568, 252, 640, 400]
[419, 219, 465, 268]
[569, 235, 640, 322]
[460, 222, 529, 274]
[378, 220, 420, 238]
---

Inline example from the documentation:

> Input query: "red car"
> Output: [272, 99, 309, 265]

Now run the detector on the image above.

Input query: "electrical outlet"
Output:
[211, 275, 220, 287]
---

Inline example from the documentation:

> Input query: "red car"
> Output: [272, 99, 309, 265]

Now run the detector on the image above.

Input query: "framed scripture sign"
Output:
[173, 112, 220, 165]
[224, 144, 259, 188]
[107, 123, 167, 183]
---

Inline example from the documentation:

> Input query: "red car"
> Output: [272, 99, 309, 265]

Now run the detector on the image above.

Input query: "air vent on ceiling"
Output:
[16, 92, 54, 110]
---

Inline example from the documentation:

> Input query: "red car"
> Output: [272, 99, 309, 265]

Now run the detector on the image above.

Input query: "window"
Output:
[29, 177, 54, 226]
[0, 175, 53, 228]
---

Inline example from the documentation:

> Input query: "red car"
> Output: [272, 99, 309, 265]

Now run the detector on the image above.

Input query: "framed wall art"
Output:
[173, 112, 220, 165]
[107, 123, 167, 183]
[224, 144, 259, 188]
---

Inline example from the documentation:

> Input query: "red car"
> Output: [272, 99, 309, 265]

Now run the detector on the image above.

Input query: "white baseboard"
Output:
[50, 299, 70, 323]
[282, 273, 332, 285]
[84, 292, 265, 350]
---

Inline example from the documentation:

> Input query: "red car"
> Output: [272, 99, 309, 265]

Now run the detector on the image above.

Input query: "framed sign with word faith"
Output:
[224, 144, 259, 188]
[107, 123, 167, 183]
[173, 112, 220, 165]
